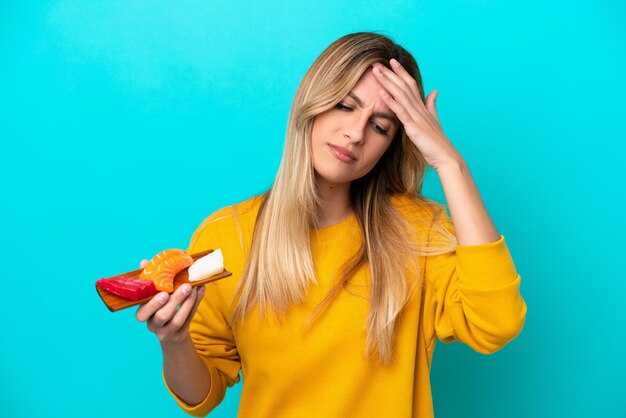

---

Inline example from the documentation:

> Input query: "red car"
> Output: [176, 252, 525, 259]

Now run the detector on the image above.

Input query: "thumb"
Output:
[425, 90, 440, 121]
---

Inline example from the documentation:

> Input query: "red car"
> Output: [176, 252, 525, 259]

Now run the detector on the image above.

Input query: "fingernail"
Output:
[390, 58, 398, 66]
[157, 293, 168, 303]
[182, 284, 192, 294]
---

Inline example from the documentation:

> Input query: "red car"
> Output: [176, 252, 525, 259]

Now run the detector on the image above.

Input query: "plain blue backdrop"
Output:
[1, 1, 624, 417]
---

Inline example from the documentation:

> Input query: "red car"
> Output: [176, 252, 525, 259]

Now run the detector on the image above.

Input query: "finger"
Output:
[171, 286, 205, 340]
[163, 288, 199, 333]
[424, 90, 440, 121]
[181, 285, 205, 330]
[374, 62, 422, 108]
[379, 88, 415, 127]
[140, 259, 149, 269]
[380, 89, 419, 129]
[372, 65, 422, 120]
[372, 63, 405, 92]
[149, 284, 193, 328]
[136, 291, 169, 322]
[389, 59, 425, 103]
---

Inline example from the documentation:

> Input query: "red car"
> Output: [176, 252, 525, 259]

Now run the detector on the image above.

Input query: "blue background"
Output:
[1, 1, 624, 417]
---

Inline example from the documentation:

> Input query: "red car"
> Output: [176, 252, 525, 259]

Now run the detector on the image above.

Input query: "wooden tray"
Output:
[96, 249, 232, 312]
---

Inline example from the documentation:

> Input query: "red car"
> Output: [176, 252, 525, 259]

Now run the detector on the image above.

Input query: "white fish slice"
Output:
[188, 248, 224, 282]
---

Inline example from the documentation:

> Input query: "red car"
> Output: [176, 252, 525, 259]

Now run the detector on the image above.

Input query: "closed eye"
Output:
[374, 125, 389, 136]
[336, 103, 352, 111]
[335, 103, 390, 137]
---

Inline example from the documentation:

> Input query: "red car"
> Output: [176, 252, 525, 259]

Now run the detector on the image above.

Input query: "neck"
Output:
[315, 176, 353, 228]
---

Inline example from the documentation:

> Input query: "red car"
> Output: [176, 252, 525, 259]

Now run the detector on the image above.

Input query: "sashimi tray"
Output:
[96, 249, 232, 312]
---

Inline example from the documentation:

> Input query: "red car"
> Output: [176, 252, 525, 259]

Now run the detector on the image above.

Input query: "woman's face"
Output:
[311, 67, 401, 187]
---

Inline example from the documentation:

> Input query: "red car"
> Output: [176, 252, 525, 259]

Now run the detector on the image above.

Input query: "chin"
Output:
[314, 169, 356, 186]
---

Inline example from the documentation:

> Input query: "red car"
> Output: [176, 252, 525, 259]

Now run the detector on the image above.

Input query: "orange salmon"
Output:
[139, 249, 194, 292]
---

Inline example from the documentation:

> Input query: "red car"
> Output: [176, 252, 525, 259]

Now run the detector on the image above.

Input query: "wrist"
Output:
[160, 333, 193, 353]
[433, 154, 467, 174]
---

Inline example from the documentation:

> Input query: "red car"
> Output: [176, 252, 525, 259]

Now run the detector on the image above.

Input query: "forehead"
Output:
[342, 69, 398, 124]
[348, 69, 393, 113]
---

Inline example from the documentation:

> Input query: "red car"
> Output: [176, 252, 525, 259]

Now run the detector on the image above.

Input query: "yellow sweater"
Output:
[163, 194, 527, 417]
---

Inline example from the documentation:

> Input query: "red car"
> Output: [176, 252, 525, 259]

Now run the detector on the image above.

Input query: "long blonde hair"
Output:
[229, 32, 456, 365]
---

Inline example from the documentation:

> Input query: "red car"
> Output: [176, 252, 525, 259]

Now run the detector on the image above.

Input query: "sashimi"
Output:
[139, 248, 194, 292]
[96, 276, 157, 301]
[188, 249, 224, 282]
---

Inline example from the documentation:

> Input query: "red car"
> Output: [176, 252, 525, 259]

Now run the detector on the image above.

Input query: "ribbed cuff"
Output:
[162, 358, 223, 417]
[456, 235, 519, 291]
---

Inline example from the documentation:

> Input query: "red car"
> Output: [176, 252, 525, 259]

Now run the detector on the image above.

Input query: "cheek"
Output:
[311, 114, 335, 142]
[311, 123, 324, 160]
[362, 140, 393, 168]
[363, 129, 400, 168]
[311, 115, 338, 160]
[311, 120, 321, 145]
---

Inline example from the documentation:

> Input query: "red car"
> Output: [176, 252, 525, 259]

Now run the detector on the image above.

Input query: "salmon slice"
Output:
[139, 249, 194, 292]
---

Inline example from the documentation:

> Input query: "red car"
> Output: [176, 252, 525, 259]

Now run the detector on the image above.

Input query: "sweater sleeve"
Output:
[162, 211, 242, 416]
[424, 207, 527, 354]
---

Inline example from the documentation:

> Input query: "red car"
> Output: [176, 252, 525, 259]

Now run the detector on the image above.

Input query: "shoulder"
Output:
[389, 194, 456, 256]
[187, 193, 266, 253]
[389, 193, 448, 226]
[196, 194, 265, 229]
[389, 193, 456, 242]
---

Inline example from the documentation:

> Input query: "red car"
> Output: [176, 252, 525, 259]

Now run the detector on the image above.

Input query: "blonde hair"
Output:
[229, 32, 456, 365]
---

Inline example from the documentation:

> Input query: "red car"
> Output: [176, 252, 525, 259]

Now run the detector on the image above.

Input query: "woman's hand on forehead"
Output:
[372, 59, 461, 171]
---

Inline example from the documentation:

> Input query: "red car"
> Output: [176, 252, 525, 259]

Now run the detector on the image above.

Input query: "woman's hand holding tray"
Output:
[96, 249, 232, 312]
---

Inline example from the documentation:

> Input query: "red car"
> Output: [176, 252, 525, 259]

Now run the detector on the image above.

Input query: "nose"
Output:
[343, 111, 368, 144]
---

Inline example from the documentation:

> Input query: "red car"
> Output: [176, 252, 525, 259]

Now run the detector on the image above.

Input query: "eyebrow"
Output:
[346, 91, 398, 124]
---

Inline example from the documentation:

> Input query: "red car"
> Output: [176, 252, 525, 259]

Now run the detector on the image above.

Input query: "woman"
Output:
[136, 32, 527, 417]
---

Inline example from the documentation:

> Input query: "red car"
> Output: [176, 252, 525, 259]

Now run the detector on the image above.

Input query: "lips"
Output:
[328, 144, 357, 162]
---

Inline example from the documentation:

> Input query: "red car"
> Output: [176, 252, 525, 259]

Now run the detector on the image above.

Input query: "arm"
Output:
[425, 210, 527, 354]
[137, 209, 241, 416]
[160, 210, 242, 416]
[135, 280, 213, 407]
[436, 157, 501, 246]
[161, 334, 212, 406]
[372, 59, 526, 352]
[371, 60, 502, 245]
[162, 280, 241, 416]
[425, 157, 526, 353]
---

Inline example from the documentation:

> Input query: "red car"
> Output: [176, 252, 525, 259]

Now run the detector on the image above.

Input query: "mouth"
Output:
[328, 144, 357, 163]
